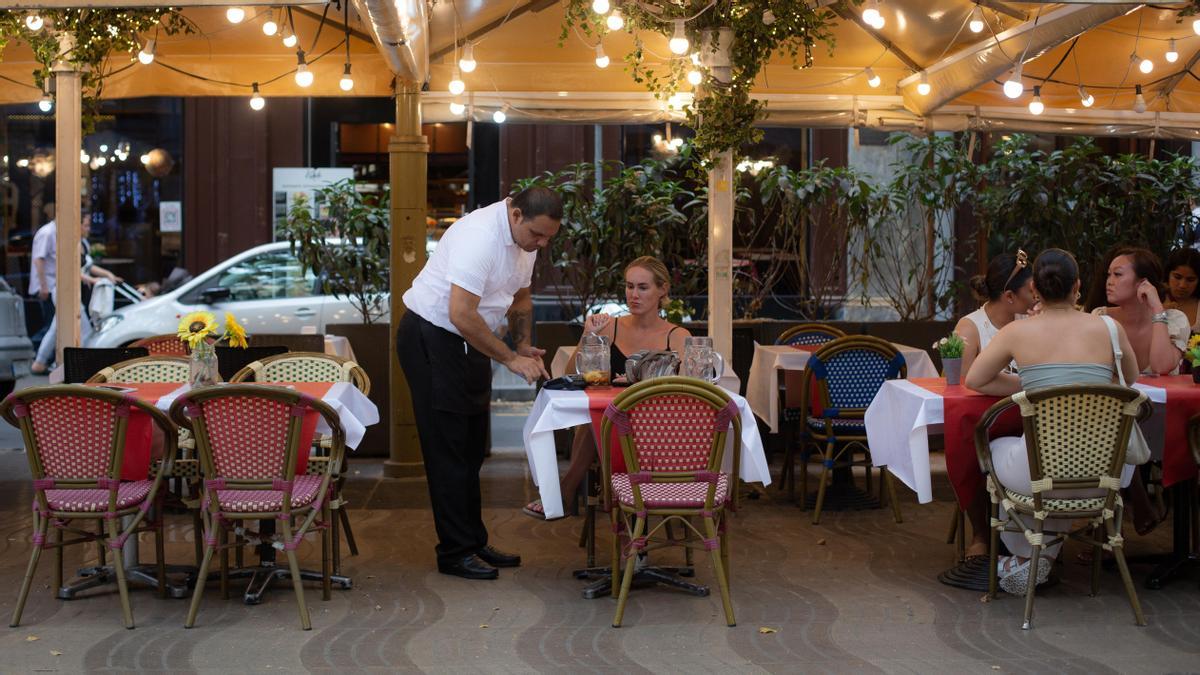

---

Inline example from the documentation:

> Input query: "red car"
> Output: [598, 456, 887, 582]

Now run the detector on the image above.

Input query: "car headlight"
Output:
[99, 314, 123, 332]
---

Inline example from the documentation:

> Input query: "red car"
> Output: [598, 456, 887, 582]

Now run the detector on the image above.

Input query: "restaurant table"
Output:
[745, 343, 939, 434]
[550, 345, 741, 392]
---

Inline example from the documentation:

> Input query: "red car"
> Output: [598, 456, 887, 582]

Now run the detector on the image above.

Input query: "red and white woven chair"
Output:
[0, 385, 175, 629]
[130, 334, 191, 356]
[170, 384, 344, 631]
[600, 376, 741, 627]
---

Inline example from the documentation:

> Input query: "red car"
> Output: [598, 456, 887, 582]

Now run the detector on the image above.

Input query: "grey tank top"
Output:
[1018, 363, 1114, 390]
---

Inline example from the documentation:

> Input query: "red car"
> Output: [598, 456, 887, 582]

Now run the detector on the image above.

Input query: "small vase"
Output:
[189, 341, 219, 387]
[943, 357, 963, 386]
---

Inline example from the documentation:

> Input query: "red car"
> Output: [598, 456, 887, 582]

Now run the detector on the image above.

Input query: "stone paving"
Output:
[0, 445, 1197, 674]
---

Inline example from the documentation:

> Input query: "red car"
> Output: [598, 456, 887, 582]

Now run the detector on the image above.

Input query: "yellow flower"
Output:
[224, 312, 249, 349]
[1188, 334, 1200, 350]
[177, 311, 216, 348]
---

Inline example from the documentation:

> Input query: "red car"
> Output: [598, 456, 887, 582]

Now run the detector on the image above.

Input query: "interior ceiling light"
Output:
[916, 70, 930, 96]
[595, 42, 610, 68]
[493, 105, 508, 123]
[606, 9, 624, 31]
[862, 0, 884, 29]
[592, 0, 609, 15]
[226, 7, 246, 24]
[294, 51, 313, 87]
[1079, 86, 1094, 108]
[969, 5, 984, 34]
[449, 100, 466, 115]
[1028, 86, 1044, 115]
[339, 63, 354, 92]
[262, 12, 278, 36]
[1136, 53, 1153, 74]
[249, 83, 265, 110]
[1133, 84, 1147, 113]
[282, 27, 297, 49]
[448, 67, 465, 95]
[138, 40, 156, 65]
[1167, 39, 1179, 63]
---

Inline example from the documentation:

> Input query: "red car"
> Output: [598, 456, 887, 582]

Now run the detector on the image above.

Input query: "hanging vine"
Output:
[561, 0, 841, 159]
[0, 8, 194, 131]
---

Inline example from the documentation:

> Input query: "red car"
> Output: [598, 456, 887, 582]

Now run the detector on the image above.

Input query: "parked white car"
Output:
[87, 241, 387, 347]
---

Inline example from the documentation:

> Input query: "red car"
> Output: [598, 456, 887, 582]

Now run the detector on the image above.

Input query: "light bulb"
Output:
[1133, 84, 1146, 113]
[96, 156, 107, 167]
[1193, 19, 1200, 36]
[339, 63, 354, 91]
[138, 39, 155, 65]
[139, 153, 150, 165]
[249, 83, 265, 110]
[282, 28, 297, 48]
[862, 0, 881, 28]
[1138, 54, 1153, 74]
[295, 52, 313, 87]
[669, 19, 689, 55]
[493, 108, 507, 124]
[687, 68, 703, 86]
[82, 152, 90, 164]
[37, 95, 52, 113]
[448, 68, 465, 95]
[916, 71, 931, 96]
[1028, 86, 1043, 115]
[969, 5, 984, 33]
[865, 67, 881, 88]
[226, 7, 246, 24]
[595, 43, 610, 68]
[591, 0, 609, 14]
[606, 10, 624, 31]
[1167, 39, 1179, 63]
[449, 100, 466, 115]
[262, 16, 278, 36]
[1079, 86, 1094, 108]
[459, 41, 477, 73]
[25, 14, 43, 31]
[100, 144, 108, 152]
[1003, 63, 1023, 99]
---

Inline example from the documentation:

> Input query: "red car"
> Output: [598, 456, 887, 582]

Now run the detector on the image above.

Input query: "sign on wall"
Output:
[271, 167, 355, 239]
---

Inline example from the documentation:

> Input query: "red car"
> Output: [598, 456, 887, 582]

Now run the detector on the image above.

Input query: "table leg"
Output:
[216, 518, 352, 606]
[1144, 478, 1199, 590]
[59, 513, 193, 600]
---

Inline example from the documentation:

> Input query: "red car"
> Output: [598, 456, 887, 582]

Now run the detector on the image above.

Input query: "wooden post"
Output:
[702, 28, 734, 362]
[384, 80, 429, 478]
[53, 35, 82, 364]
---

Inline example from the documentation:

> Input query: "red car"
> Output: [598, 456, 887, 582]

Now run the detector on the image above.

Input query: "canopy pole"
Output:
[53, 34, 82, 364]
[384, 79, 429, 478]
[703, 28, 734, 363]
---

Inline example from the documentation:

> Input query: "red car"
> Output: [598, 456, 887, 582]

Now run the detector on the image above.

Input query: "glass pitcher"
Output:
[681, 336, 725, 384]
[575, 333, 611, 387]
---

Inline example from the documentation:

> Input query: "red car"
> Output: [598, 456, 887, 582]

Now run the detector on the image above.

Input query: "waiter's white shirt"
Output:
[403, 199, 537, 336]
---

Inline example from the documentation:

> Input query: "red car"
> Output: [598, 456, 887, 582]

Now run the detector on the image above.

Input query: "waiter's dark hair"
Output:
[511, 186, 563, 221]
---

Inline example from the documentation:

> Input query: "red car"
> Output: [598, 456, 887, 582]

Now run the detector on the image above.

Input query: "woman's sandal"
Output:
[997, 555, 1052, 595]
[522, 499, 565, 521]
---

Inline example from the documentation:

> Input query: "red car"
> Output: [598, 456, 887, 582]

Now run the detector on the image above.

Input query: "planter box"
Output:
[326, 322, 392, 457]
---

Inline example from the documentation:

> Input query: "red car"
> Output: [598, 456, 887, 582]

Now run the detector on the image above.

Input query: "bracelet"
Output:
[1151, 311, 1170, 325]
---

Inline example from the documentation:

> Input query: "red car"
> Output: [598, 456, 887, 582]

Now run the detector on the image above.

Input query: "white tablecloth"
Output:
[550, 345, 741, 392]
[522, 387, 770, 519]
[746, 343, 939, 433]
[154, 381, 379, 450]
[325, 335, 356, 361]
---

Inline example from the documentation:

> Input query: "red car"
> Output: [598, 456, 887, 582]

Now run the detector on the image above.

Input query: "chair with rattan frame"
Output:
[974, 383, 1147, 629]
[230, 351, 369, 570]
[774, 323, 848, 498]
[86, 355, 192, 384]
[170, 384, 344, 630]
[599, 376, 741, 627]
[798, 335, 906, 525]
[0, 385, 175, 629]
[130, 334, 191, 356]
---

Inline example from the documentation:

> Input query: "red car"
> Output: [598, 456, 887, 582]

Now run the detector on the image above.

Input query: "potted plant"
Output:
[933, 333, 966, 386]
[1186, 335, 1200, 383]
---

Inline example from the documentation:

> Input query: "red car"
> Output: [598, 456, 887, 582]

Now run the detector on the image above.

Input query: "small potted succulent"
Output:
[932, 333, 966, 386]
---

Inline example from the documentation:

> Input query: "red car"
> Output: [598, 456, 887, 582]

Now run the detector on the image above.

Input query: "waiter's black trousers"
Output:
[397, 311, 491, 565]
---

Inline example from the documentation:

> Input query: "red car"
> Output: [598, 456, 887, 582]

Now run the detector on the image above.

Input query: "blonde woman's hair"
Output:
[625, 256, 672, 309]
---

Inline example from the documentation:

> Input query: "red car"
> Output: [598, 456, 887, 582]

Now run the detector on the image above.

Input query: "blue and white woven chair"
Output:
[775, 323, 847, 499]
[775, 322, 846, 347]
[797, 335, 907, 524]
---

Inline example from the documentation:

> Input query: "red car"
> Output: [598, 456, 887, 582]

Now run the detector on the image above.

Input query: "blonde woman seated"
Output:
[522, 256, 691, 520]
[965, 249, 1140, 595]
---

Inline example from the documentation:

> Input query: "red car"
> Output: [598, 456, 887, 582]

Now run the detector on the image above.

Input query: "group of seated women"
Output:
[958, 245, 1195, 594]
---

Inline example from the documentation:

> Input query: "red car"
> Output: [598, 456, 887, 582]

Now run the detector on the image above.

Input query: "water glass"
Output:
[681, 336, 725, 384]
[575, 334, 611, 387]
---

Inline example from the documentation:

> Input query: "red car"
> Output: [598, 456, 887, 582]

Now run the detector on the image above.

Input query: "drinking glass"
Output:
[681, 336, 725, 384]
[575, 334, 611, 387]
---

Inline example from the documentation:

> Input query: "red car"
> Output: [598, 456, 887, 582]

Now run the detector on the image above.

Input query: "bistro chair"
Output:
[86, 355, 191, 384]
[975, 384, 1147, 629]
[215, 345, 287, 382]
[600, 376, 741, 627]
[170, 384, 344, 631]
[131, 334, 191, 356]
[775, 323, 847, 498]
[799, 335, 906, 525]
[1, 385, 175, 629]
[250, 333, 326, 354]
[230, 352, 369, 569]
[63, 347, 149, 384]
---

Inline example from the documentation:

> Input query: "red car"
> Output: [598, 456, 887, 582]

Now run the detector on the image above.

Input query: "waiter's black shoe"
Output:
[438, 554, 499, 580]
[476, 545, 521, 568]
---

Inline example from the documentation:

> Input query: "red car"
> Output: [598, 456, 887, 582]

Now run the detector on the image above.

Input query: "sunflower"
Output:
[177, 311, 217, 348]
[223, 312, 249, 349]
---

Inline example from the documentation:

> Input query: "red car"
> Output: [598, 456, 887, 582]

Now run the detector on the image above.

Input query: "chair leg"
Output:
[609, 510, 621, 598]
[11, 516, 48, 627]
[812, 441, 834, 525]
[1022, 541, 1043, 630]
[185, 533, 216, 628]
[1107, 519, 1147, 626]
[220, 527, 230, 600]
[279, 517, 311, 630]
[106, 517, 135, 629]
[332, 500, 343, 576]
[53, 523, 63, 593]
[779, 444, 794, 498]
[884, 469, 903, 524]
[1090, 527, 1103, 597]
[155, 503, 167, 600]
[704, 515, 735, 627]
[987, 510, 999, 599]
[798, 448, 809, 511]
[337, 505, 359, 556]
[322, 503, 333, 602]
[612, 515, 644, 628]
[683, 518, 694, 569]
[191, 510, 204, 567]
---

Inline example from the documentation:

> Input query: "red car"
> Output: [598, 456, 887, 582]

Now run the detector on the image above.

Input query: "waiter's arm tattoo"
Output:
[509, 309, 531, 348]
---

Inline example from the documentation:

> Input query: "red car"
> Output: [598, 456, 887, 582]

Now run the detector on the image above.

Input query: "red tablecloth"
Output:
[1136, 375, 1200, 488]
[244, 382, 332, 475]
[585, 387, 627, 474]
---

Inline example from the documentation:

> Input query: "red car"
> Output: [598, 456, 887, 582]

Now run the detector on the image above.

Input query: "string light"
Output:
[84, 150, 92, 164]
[37, 92, 52, 113]
[139, 153, 150, 165]
[969, 4, 984, 34]
[262, 10, 278, 36]
[226, 7, 246, 24]
[669, 19, 689, 55]
[294, 50, 313, 87]
[282, 26, 297, 48]
[249, 82, 265, 110]
[459, 41, 477, 73]
[493, 105, 508, 123]
[1135, 53, 1153, 74]
[1079, 85, 1094, 108]
[25, 14, 43, 31]
[595, 42, 610, 68]
[1133, 84, 1147, 113]
[1003, 63, 1023, 99]
[865, 67, 881, 88]
[448, 67, 465, 95]
[592, 0, 609, 14]
[340, 63, 354, 91]
[606, 9, 624, 31]
[863, 0, 884, 29]
[138, 39, 156, 65]
[1193, 19, 1200, 36]
[449, 100, 466, 115]
[917, 71, 930, 96]
[1167, 39, 1179, 64]
[687, 67, 703, 86]
[1028, 86, 1044, 115]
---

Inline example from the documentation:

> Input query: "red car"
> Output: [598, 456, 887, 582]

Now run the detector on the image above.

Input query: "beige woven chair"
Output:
[975, 383, 1147, 629]
[86, 355, 192, 384]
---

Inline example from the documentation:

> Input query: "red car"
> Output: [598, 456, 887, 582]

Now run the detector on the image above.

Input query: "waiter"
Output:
[398, 186, 561, 579]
